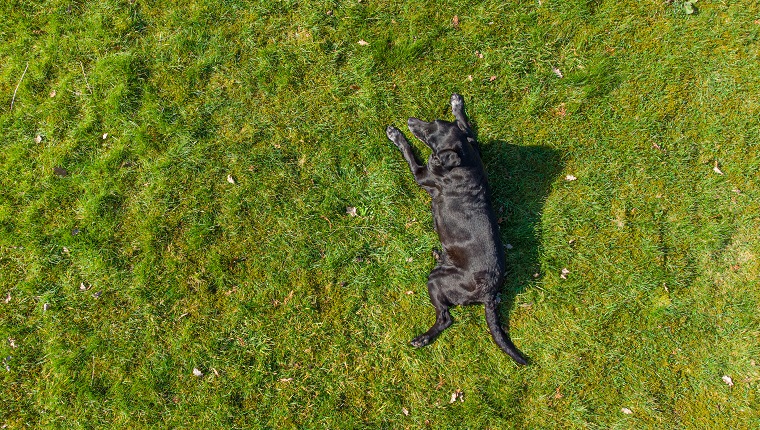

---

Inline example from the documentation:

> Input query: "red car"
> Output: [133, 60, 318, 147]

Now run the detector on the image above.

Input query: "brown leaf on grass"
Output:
[282, 290, 294, 306]
[349, 84, 360, 91]
[622, 407, 633, 414]
[466, 75, 473, 82]
[53, 167, 69, 177]
[554, 103, 567, 117]
[357, 39, 369, 46]
[452, 15, 459, 29]
[475, 51, 484, 59]
[553, 386, 563, 399]
[402, 407, 409, 416]
[489, 75, 497, 82]
[49, 90, 56, 98]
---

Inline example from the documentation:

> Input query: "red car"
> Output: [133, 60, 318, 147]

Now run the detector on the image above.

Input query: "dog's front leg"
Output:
[386, 126, 435, 192]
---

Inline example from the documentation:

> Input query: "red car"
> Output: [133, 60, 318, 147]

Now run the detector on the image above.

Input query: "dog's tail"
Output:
[484, 299, 528, 365]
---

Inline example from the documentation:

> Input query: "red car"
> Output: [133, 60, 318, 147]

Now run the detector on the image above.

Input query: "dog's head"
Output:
[407, 118, 474, 171]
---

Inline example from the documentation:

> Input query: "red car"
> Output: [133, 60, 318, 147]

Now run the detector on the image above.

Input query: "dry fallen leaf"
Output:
[489, 75, 497, 82]
[722, 375, 734, 387]
[346, 206, 358, 217]
[8, 338, 16, 349]
[475, 51, 484, 59]
[406, 257, 413, 263]
[449, 389, 464, 403]
[565, 174, 577, 181]
[553, 386, 563, 399]
[53, 167, 69, 177]
[193, 368, 203, 377]
[560, 268, 570, 279]
[452, 15, 459, 28]
[402, 407, 409, 416]
[227, 174, 236, 185]
[622, 407, 633, 415]
[49, 90, 56, 98]
[405, 290, 414, 295]
[713, 161, 724, 175]
[435, 375, 445, 390]
[467, 75, 473, 82]
[552, 67, 563, 78]
[4, 293, 10, 303]
[357, 39, 369, 46]
[554, 103, 567, 117]
[279, 377, 293, 382]
[35, 135, 42, 143]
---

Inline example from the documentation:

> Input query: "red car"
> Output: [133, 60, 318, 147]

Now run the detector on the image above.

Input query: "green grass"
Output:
[2, 0, 759, 428]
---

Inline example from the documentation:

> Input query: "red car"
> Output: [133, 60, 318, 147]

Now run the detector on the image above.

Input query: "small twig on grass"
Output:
[80, 61, 92, 94]
[10, 62, 29, 111]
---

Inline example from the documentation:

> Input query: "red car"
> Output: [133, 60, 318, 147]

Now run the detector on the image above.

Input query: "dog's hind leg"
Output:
[410, 271, 454, 347]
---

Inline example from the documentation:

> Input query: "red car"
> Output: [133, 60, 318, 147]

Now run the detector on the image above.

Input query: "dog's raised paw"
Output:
[450, 93, 464, 111]
[386, 126, 406, 150]
[410, 334, 431, 348]
[386, 126, 401, 141]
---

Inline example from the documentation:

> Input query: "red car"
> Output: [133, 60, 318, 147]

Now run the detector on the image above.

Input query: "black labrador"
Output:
[385, 94, 527, 365]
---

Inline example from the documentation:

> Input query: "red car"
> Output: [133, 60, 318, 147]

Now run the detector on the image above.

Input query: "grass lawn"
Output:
[2, 0, 759, 427]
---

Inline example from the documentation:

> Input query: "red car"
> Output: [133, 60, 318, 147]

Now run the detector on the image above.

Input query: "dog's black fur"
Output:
[386, 94, 527, 365]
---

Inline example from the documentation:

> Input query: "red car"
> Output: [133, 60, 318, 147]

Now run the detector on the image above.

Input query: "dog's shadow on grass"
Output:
[481, 141, 563, 337]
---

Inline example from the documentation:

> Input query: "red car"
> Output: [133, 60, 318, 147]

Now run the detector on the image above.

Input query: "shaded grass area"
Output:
[1, 0, 759, 427]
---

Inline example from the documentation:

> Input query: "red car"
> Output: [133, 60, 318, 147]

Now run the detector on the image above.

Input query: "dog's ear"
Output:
[438, 151, 461, 169]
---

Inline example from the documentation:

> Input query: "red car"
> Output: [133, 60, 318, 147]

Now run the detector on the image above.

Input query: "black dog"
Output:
[386, 94, 527, 365]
